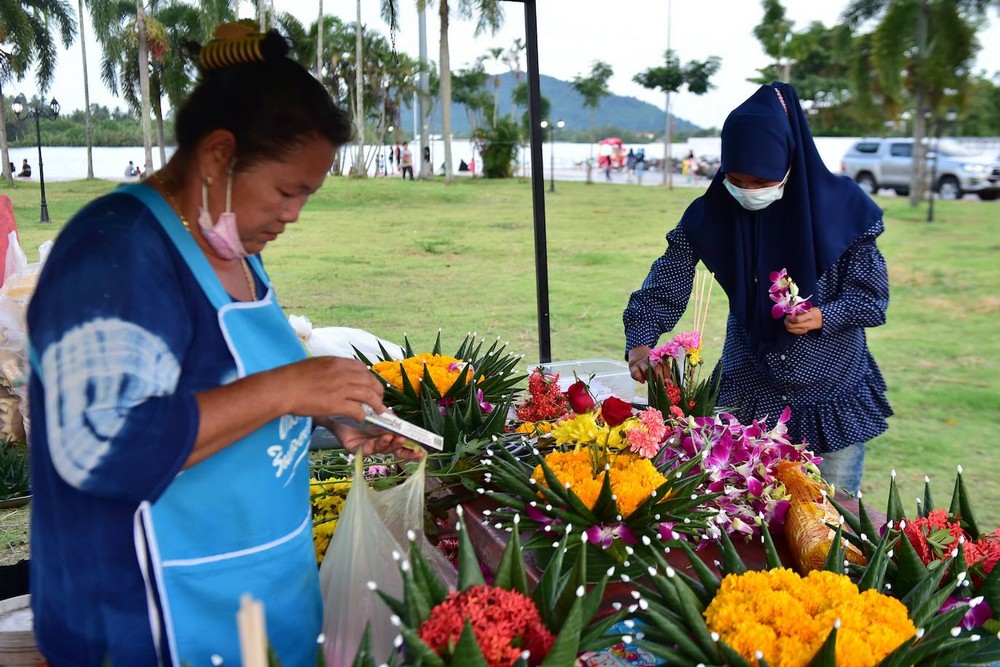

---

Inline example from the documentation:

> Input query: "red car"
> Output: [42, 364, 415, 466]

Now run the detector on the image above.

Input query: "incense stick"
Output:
[237, 594, 268, 667]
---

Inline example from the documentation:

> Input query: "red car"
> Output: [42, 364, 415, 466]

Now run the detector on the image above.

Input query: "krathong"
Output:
[769, 267, 813, 318]
[356, 331, 524, 455]
[367, 507, 627, 666]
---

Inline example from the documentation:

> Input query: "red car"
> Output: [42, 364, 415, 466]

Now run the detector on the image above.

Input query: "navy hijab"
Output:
[682, 82, 883, 356]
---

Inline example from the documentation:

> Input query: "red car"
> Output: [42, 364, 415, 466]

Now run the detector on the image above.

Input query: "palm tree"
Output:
[571, 60, 613, 184]
[431, 0, 504, 184]
[842, 0, 984, 207]
[0, 0, 76, 186]
[77, 0, 95, 178]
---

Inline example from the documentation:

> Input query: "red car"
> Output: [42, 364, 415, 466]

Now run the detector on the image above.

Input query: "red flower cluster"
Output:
[903, 510, 1000, 580]
[665, 380, 682, 407]
[418, 585, 555, 666]
[515, 368, 569, 422]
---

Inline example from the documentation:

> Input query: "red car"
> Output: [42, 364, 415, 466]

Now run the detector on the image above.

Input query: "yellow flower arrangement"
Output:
[530, 449, 668, 519]
[549, 412, 634, 451]
[704, 568, 916, 667]
[309, 477, 352, 565]
[371, 353, 472, 395]
[513, 420, 556, 436]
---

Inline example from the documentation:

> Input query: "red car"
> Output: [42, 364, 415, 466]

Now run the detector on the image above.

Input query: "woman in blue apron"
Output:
[27, 24, 419, 667]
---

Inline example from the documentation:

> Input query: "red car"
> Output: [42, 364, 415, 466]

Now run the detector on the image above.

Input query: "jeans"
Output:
[817, 443, 866, 496]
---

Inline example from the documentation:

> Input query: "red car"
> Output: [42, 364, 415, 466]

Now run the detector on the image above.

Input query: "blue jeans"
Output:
[817, 443, 866, 496]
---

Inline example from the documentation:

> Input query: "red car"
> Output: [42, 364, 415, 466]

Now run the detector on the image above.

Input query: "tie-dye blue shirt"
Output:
[27, 190, 261, 665]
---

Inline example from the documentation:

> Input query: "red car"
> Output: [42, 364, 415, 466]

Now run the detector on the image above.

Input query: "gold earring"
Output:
[205, 175, 214, 186]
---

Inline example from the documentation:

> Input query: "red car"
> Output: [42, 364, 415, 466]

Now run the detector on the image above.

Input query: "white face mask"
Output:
[724, 170, 790, 211]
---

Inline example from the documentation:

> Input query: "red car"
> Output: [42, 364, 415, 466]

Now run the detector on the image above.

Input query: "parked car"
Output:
[840, 137, 1000, 201]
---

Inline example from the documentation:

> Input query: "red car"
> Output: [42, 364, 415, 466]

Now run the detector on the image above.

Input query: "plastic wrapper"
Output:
[287, 314, 404, 360]
[776, 460, 866, 573]
[319, 454, 455, 666]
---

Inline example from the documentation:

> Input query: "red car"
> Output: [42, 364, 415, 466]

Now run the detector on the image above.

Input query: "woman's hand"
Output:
[785, 307, 823, 335]
[277, 356, 389, 424]
[628, 346, 652, 382]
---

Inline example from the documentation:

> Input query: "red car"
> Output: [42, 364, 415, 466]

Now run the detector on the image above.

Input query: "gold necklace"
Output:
[155, 174, 257, 301]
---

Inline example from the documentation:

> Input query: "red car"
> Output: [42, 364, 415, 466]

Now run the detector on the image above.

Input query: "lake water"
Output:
[8, 137, 864, 183]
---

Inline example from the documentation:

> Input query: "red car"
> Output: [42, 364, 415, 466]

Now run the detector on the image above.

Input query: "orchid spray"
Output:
[769, 268, 813, 318]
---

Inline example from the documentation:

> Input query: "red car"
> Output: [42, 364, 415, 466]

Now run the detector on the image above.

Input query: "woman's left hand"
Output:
[785, 307, 823, 335]
[328, 421, 425, 461]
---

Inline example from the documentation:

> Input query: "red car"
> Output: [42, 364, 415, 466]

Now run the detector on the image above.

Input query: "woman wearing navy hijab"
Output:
[623, 82, 892, 494]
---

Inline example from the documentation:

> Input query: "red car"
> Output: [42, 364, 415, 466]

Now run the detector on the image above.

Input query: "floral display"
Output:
[646, 330, 722, 418]
[657, 408, 825, 542]
[417, 584, 555, 667]
[513, 367, 569, 423]
[309, 477, 352, 565]
[769, 267, 813, 318]
[704, 568, 915, 666]
[366, 508, 626, 667]
[355, 331, 524, 455]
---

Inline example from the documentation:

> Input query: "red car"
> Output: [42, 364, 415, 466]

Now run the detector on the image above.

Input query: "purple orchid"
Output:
[940, 595, 993, 630]
[585, 522, 638, 549]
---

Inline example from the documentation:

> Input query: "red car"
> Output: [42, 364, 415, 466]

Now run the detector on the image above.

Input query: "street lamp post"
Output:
[541, 119, 565, 193]
[12, 95, 60, 223]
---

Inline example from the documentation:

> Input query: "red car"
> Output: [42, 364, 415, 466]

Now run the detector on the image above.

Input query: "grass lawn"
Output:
[2, 174, 998, 564]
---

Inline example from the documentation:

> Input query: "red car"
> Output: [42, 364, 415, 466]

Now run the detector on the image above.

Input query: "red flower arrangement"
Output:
[902, 509, 1000, 584]
[514, 368, 570, 423]
[418, 584, 555, 667]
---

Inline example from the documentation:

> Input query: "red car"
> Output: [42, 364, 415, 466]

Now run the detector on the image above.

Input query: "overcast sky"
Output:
[17, 0, 1000, 130]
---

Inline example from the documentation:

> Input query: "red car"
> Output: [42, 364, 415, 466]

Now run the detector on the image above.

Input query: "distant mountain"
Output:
[411, 72, 703, 137]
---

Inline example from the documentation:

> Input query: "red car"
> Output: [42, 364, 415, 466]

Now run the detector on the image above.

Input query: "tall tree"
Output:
[753, 0, 794, 83]
[77, 0, 94, 178]
[634, 50, 720, 186]
[571, 60, 613, 184]
[0, 0, 76, 186]
[842, 0, 984, 206]
[432, 0, 503, 184]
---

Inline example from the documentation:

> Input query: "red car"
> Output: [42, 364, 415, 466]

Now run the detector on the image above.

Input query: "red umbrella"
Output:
[599, 137, 624, 145]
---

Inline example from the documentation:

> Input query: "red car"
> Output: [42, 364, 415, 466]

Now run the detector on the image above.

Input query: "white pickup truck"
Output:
[840, 137, 1000, 201]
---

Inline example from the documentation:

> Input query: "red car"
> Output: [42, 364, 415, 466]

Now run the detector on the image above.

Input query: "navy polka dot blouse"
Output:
[623, 220, 893, 454]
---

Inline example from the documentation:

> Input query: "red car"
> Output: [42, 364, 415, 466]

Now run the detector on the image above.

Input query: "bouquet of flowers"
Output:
[769, 267, 813, 318]
[657, 408, 828, 544]
[361, 507, 627, 666]
[509, 367, 571, 438]
[629, 514, 1000, 666]
[356, 331, 525, 457]
[478, 384, 715, 575]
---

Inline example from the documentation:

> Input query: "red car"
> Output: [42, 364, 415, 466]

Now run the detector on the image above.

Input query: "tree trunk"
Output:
[418, 3, 431, 179]
[662, 90, 671, 187]
[353, 0, 366, 178]
[0, 87, 12, 187]
[258, 0, 268, 30]
[79, 0, 94, 179]
[909, 0, 930, 207]
[439, 0, 454, 184]
[136, 0, 154, 175]
[316, 0, 324, 78]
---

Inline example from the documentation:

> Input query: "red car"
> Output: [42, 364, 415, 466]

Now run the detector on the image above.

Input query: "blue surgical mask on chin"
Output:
[724, 169, 790, 211]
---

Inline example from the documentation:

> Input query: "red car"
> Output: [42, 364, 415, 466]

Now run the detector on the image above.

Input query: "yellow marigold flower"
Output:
[704, 568, 915, 667]
[530, 450, 667, 519]
[514, 421, 556, 436]
[371, 353, 473, 395]
[310, 478, 352, 565]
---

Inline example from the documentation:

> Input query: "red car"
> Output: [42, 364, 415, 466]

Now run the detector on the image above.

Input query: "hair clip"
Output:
[198, 20, 270, 70]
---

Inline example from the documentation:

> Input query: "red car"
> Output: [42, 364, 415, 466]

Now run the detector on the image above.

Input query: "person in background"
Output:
[634, 148, 646, 185]
[27, 21, 420, 667]
[18, 159, 31, 178]
[8, 161, 15, 175]
[400, 141, 414, 180]
[124, 161, 140, 178]
[623, 82, 891, 496]
[625, 148, 637, 183]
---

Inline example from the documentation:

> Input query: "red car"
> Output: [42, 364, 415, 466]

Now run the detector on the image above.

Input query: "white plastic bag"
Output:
[288, 314, 404, 360]
[319, 455, 455, 665]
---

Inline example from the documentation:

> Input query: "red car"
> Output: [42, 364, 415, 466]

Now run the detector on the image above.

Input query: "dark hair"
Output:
[175, 30, 353, 169]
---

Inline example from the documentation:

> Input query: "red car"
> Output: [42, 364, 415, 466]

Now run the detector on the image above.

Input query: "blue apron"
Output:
[122, 184, 320, 667]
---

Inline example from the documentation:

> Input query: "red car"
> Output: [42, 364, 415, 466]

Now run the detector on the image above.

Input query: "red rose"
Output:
[565, 380, 595, 414]
[600, 396, 633, 426]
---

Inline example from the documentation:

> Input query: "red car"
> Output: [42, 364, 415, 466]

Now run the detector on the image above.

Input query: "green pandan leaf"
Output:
[430, 330, 443, 356]
[637, 603, 710, 662]
[804, 623, 839, 667]
[667, 568, 717, 657]
[716, 639, 755, 667]
[491, 515, 529, 595]
[677, 540, 722, 598]
[408, 540, 450, 608]
[894, 522, 932, 595]
[759, 521, 784, 571]
[921, 477, 935, 518]
[856, 529, 894, 592]
[886, 473, 907, 523]
[822, 524, 848, 574]
[539, 590, 583, 666]
[953, 470, 981, 539]
[717, 527, 748, 575]
[976, 557, 1000, 615]
[396, 624, 447, 667]
[455, 509, 487, 591]
[531, 529, 570, 629]
[349, 622, 375, 667]
[449, 620, 490, 667]
[590, 469, 618, 519]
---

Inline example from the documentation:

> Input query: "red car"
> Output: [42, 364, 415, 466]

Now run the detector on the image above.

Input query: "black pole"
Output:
[548, 127, 555, 193]
[35, 111, 50, 224]
[522, 0, 551, 363]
